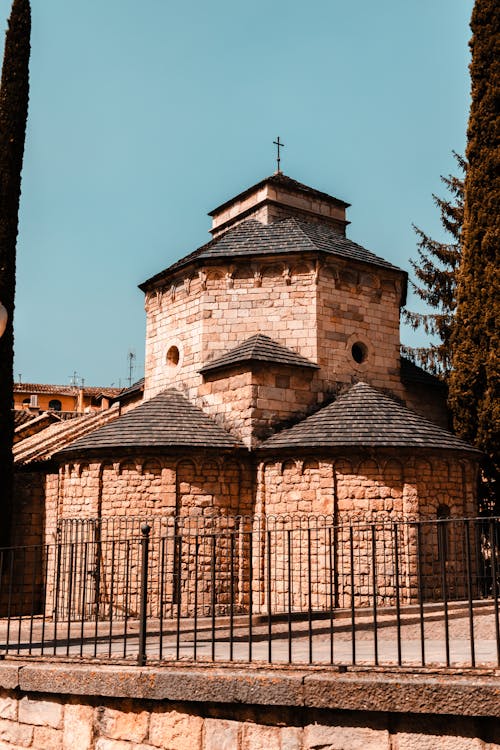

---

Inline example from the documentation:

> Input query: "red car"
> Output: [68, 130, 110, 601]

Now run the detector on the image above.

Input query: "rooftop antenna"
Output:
[273, 136, 285, 174]
[127, 349, 136, 387]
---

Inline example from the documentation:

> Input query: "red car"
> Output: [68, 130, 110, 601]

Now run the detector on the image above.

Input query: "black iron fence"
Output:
[0, 515, 499, 669]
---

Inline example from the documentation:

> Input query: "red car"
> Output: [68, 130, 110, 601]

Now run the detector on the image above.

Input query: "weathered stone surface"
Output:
[18, 695, 63, 728]
[204, 718, 240, 750]
[280, 726, 303, 750]
[241, 723, 281, 750]
[149, 708, 203, 750]
[98, 705, 149, 742]
[63, 703, 94, 750]
[395, 735, 484, 750]
[33, 725, 63, 749]
[304, 672, 500, 717]
[0, 693, 17, 720]
[0, 666, 20, 691]
[303, 723, 390, 750]
[0, 718, 33, 747]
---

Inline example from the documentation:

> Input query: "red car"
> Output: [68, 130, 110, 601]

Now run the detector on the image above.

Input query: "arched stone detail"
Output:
[142, 458, 162, 477]
[118, 459, 136, 476]
[302, 459, 319, 474]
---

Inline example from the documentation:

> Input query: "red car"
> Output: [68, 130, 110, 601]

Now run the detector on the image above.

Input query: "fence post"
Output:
[137, 523, 151, 667]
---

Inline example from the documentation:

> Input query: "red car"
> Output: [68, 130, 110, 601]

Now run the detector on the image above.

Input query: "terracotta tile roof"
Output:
[140, 217, 404, 291]
[13, 383, 122, 397]
[260, 382, 480, 454]
[14, 406, 121, 466]
[208, 172, 350, 216]
[199, 334, 319, 375]
[58, 389, 244, 455]
[13, 410, 34, 428]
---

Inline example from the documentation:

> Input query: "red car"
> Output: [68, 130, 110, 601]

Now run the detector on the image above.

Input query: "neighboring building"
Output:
[13, 382, 122, 415]
[13, 171, 481, 613]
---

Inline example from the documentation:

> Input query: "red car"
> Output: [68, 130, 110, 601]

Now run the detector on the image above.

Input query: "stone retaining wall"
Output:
[0, 663, 500, 749]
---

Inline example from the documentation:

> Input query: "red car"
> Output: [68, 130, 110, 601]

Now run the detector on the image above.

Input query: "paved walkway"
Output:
[1, 600, 498, 669]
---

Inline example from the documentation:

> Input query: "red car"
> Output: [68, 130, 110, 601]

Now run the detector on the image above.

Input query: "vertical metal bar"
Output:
[211, 534, 216, 662]
[40, 545, 48, 655]
[248, 530, 253, 663]
[159, 537, 166, 661]
[80, 541, 88, 658]
[28, 545, 39, 656]
[307, 527, 313, 664]
[176, 531, 183, 661]
[16, 546, 26, 654]
[123, 540, 130, 659]
[108, 540, 116, 659]
[328, 526, 334, 665]
[464, 519, 476, 668]
[489, 519, 500, 666]
[53, 540, 62, 656]
[137, 524, 151, 667]
[229, 531, 234, 662]
[394, 522, 402, 666]
[416, 522, 425, 666]
[439, 521, 450, 667]
[93, 535, 101, 659]
[193, 535, 199, 661]
[287, 528, 292, 664]
[267, 529, 272, 663]
[371, 524, 378, 666]
[349, 525, 356, 665]
[66, 542, 75, 657]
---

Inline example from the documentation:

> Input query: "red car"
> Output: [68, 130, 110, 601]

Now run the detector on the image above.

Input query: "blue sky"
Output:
[1, 0, 473, 387]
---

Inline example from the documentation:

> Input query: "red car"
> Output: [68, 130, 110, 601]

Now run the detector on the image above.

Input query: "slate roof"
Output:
[58, 389, 244, 455]
[208, 173, 350, 215]
[400, 358, 446, 389]
[140, 217, 404, 291]
[260, 382, 480, 454]
[199, 334, 319, 375]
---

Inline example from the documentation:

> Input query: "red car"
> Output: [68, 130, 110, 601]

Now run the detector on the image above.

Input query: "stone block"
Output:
[98, 705, 149, 742]
[203, 718, 240, 750]
[0, 718, 33, 747]
[280, 726, 303, 750]
[303, 723, 390, 750]
[241, 723, 281, 750]
[33, 725, 63, 749]
[18, 696, 63, 728]
[149, 708, 203, 750]
[394, 735, 483, 750]
[63, 703, 94, 750]
[0, 695, 17, 720]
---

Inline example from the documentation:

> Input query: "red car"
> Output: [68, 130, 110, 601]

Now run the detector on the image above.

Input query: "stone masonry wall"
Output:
[316, 264, 404, 396]
[1, 678, 500, 750]
[198, 364, 317, 448]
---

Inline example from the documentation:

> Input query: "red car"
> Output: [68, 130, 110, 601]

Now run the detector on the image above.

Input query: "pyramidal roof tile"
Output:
[140, 216, 403, 290]
[57, 389, 244, 455]
[199, 333, 319, 374]
[260, 382, 480, 453]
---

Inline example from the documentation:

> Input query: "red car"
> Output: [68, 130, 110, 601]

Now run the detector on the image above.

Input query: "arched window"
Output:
[49, 399, 62, 411]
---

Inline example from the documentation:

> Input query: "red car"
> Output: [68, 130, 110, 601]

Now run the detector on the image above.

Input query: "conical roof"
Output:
[260, 382, 480, 453]
[199, 333, 318, 375]
[57, 389, 244, 455]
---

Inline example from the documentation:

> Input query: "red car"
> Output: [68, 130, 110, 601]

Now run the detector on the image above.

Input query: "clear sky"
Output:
[1, 0, 473, 388]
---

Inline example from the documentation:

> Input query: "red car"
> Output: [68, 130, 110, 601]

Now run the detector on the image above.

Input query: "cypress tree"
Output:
[0, 0, 31, 546]
[402, 154, 464, 379]
[448, 0, 499, 501]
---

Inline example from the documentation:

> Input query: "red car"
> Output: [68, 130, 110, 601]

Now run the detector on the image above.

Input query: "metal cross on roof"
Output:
[273, 136, 285, 173]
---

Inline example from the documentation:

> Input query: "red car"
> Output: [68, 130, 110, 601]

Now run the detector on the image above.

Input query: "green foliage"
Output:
[448, 0, 500, 496]
[402, 154, 464, 379]
[0, 0, 31, 546]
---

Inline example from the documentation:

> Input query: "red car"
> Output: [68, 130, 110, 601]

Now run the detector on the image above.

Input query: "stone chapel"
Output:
[13, 171, 481, 557]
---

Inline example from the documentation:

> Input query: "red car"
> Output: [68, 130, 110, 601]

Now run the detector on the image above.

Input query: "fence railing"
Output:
[1, 515, 499, 669]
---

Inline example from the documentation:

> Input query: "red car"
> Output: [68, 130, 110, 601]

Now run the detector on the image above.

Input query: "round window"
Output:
[166, 345, 180, 367]
[351, 341, 368, 364]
